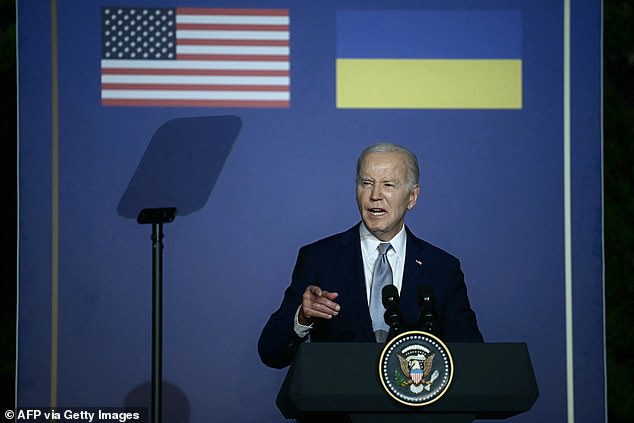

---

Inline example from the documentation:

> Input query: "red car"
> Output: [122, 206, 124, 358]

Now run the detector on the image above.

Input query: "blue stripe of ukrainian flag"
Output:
[336, 10, 522, 109]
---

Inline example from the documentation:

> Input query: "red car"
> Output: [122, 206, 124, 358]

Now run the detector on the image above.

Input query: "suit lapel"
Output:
[400, 228, 428, 325]
[337, 224, 375, 341]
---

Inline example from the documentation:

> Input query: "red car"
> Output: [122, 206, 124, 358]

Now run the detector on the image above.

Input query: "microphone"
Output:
[382, 284, 405, 340]
[417, 284, 438, 334]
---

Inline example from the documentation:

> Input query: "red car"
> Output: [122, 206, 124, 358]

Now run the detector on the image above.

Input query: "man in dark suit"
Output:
[258, 143, 482, 369]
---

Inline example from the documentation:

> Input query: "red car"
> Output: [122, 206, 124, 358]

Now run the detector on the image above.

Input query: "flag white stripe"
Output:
[176, 15, 289, 25]
[177, 30, 289, 40]
[101, 59, 289, 71]
[102, 74, 289, 85]
[176, 45, 289, 55]
[102, 90, 289, 100]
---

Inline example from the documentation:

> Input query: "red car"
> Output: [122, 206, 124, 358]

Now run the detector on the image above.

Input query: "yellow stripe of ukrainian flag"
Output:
[336, 59, 522, 109]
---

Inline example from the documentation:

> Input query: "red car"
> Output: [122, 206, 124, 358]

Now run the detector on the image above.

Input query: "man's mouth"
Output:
[369, 208, 387, 216]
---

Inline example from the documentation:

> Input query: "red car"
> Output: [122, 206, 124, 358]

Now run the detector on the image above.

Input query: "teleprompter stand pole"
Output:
[137, 207, 176, 423]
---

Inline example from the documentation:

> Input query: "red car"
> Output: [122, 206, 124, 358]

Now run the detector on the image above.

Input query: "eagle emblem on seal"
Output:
[396, 352, 439, 394]
[379, 331, 453, 406]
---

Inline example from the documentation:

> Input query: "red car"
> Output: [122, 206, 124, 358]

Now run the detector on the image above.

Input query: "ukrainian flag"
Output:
[336, 10, 522, 109]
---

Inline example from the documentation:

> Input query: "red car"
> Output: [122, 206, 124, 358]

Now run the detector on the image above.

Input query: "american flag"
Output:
[101, 7, 290, 107]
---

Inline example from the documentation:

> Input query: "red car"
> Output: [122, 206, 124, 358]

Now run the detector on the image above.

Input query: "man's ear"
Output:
[408, 184, 420, 210]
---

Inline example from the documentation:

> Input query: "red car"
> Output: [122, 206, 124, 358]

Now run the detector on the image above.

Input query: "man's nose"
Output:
[370, 184, 382, 200]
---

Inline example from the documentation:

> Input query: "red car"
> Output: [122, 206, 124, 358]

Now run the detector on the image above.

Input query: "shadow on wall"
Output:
[125, 381, 190, 423]
[118, 115, 242, 219]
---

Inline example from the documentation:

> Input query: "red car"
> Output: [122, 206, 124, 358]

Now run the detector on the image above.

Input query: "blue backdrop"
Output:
[18, 1, 603, 422]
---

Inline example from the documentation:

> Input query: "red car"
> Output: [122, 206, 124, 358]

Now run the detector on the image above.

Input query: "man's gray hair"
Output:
[356, 143, 420, 191]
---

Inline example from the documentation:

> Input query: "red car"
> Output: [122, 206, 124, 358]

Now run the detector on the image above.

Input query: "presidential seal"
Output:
[378, 331, 453, 406]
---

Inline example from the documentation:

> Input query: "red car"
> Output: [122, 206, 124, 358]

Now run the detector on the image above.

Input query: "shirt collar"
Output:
[359, 222, 407, 257]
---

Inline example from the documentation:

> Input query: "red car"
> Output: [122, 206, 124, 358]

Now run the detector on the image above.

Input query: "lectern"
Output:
[277, 342, 538, 423]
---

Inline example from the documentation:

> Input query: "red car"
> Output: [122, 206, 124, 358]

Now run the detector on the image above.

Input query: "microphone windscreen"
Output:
[418, 284, 435, 305]
[382, 284, 400, 308]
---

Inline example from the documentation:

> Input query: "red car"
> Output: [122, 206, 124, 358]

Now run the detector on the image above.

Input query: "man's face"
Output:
[356, 152, 419, 241]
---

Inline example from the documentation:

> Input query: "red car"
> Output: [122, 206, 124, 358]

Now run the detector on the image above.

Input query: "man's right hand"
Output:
[299, 285, 340, 326]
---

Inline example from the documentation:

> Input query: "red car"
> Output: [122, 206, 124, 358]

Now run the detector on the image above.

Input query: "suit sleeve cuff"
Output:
[294, 305, 313, 338]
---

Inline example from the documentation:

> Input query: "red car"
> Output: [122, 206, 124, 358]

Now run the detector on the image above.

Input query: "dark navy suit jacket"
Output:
[258, 223, 483, 369]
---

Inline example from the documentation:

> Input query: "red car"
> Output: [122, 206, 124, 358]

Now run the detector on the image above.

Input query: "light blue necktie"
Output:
[370, 243, 393, 342]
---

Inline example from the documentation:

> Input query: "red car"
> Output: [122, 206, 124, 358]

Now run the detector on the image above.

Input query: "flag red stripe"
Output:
[177, 39, 288, 46]
[102, 98, 289, 107]
[102, 83, 288, 91]
[176, 54, 288, 61]
[102, 68, 289, 77]
[177, 23, 288, 31]
[177, 8, 288, 17]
